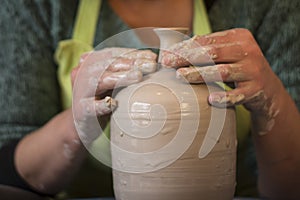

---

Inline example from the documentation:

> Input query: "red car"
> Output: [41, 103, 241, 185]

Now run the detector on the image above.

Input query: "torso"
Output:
[108, 0, 193, 30]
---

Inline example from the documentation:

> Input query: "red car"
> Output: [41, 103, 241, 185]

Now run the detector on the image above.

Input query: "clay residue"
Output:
[63, 143, 75, 160]
[246, 91, 280, 136]
[258, 119, 275, 136]
[176, 67, 202, 83]
[104, 96, 118, 110]
[161, 36, 209, 67]
[177, 64, 245, 83]
[209, 93, 245, 107]
[95, 96, 117, 116]
[225, 64, 245, 81]
[133, 59, 157, 74]
[209, 90, 280, 136]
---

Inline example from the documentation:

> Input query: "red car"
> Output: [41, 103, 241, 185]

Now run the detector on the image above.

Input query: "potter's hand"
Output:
[72, 48, 157, 144]
[161, 28, 286, 135]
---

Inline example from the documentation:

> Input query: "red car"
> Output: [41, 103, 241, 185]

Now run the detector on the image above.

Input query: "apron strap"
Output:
[193, 0, 211, 35]
[55, 0, 102, 109]
[73, 0, 102, 45]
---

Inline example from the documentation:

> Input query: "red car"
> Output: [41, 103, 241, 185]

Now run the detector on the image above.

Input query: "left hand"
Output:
[72, 48, 157, 144]
[161, 28, 285, 135]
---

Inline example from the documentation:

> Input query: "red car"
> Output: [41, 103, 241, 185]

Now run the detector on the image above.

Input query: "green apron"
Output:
[54, 0, 251, 198]
[55, 0, 102, 109]
[55, 1, 114, 198]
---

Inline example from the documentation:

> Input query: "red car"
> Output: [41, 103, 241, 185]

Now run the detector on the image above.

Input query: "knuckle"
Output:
[234, 28, 255, 44]
[206, 45, 218, 59]
[236, 28, 252, 36]
[192, 35, 203, 43]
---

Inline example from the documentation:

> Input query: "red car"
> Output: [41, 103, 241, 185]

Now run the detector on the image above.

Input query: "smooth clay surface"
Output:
[111, 67, 237, 200]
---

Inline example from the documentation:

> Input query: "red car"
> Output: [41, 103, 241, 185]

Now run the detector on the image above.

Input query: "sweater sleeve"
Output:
[0, 0, 79, 194]
[0, 139, 54, 197]
[255, 0, 300, 110]
[0, 0, 78, 148]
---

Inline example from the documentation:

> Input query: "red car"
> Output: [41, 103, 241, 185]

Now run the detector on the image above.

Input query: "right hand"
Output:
[71, 48, 157, 145]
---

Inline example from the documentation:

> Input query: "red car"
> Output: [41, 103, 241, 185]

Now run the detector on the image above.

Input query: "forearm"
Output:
[14, 109, 87, 195]
[252, 84, 300, 198]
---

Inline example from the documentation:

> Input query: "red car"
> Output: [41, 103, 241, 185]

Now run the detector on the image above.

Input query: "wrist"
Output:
[250, 79, 285, 136]
[59, 109, 86, 153]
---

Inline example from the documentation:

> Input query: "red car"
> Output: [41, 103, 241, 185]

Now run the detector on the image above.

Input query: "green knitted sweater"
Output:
[0, 0, 299, 198]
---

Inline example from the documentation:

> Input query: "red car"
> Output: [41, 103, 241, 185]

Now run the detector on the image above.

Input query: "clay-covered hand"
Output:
[72, 48, 157, 144]
[161, 28, 285, 135]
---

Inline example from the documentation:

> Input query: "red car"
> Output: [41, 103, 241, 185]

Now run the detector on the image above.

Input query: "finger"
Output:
[95, 70, 143, 94]
[193, 28, 252, 46]
[120, 49, 158, 60]
[133, 58, 157, 74]
[79, 96, 117, 117]
[160, 38, 206, 67]
[95, 96, 118, 116]
[98, 48, 157, 60]
[75, 96, 117, 144]
[71, 66, 80, 87]
[84, 50, 157, 75]
[208, 90, 246, 108]
[161, 42, 246, 67]
[205, 43, 247, 63]
[161, 28, 254, 68]
[176, 64, 248, 83]
[108, 58, 157, 74]
[80, 48, 155, 68]
[93, 48, 157, 60]
[208, 83, 264, 108]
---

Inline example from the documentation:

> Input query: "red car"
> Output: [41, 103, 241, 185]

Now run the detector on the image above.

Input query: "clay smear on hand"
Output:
[247, 91, 280, 136]
[161, 36, 209, 67]
[239, 91, 280, 136]
[94, 96, 117, 116]
[75, 96, 117, 145]
[208, 93, 246, 107]
[96, 70, 143, 94]
[176, 64, 245, 83]
[209, 90, 280, 136]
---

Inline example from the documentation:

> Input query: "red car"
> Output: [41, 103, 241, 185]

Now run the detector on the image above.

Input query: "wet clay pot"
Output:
[110, 28, 236, 200]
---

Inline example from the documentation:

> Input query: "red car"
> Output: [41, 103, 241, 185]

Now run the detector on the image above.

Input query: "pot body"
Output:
[111, 68, 236, 200]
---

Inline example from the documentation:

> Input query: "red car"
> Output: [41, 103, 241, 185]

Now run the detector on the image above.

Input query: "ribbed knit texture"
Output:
[0, 0, 299, 198]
